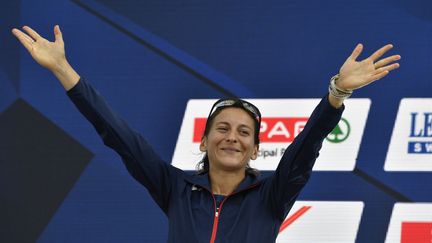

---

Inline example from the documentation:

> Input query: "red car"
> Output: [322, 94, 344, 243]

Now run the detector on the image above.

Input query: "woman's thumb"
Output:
[54, 25, 63, 43]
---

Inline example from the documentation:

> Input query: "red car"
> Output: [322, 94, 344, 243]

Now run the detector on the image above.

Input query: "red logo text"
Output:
[193, 117, 309, 143]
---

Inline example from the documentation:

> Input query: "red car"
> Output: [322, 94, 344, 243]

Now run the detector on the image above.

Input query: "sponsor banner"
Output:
[276, 201, 364, 243]
[172, 99, 370, 171]
[385, 203, 432, 243]
[172, 98, 370, 171]
[384, 99, 432, 171]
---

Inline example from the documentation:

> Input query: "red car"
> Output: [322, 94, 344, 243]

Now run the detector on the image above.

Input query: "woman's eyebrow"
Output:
[215, 121, 229, 126]
[214, 122, 252, 130]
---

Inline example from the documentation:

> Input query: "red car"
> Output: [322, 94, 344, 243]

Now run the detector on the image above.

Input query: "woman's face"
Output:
[200, 107, 259, 173]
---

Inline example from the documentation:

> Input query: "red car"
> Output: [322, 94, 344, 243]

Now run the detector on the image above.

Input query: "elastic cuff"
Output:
[66, 77, 85, 96]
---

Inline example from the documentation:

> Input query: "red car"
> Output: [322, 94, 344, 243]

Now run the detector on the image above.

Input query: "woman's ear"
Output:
[251, 144, 259, 160]
[199, 137, 207, 152]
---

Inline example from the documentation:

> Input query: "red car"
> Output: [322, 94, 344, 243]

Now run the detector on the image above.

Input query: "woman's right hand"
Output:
[12, 25, 80, 90]
[12, 25, 66, 71]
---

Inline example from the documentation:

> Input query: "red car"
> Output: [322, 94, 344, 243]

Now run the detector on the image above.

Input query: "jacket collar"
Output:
[184, 172, 262, 194]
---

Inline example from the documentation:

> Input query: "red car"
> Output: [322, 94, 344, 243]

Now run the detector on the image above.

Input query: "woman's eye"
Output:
[217, 127, 228, 132]
[240, 130, 250, 135]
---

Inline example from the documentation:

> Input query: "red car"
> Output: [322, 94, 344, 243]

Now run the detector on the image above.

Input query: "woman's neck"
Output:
[209, 168, 245, 196]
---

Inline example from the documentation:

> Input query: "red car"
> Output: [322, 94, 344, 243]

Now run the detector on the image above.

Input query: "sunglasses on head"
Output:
[207, 98, 262, 125]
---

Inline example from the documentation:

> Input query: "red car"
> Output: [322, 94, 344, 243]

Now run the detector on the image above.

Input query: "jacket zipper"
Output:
[209, 202, 221, 243]
[206, 183, 260, 243]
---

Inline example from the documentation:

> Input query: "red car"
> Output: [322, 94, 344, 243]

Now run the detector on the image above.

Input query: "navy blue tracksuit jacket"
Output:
[67, 78, 343, 243]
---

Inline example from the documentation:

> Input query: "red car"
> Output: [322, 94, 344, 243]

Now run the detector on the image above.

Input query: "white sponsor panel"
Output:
[385, 203, 432, 243]
[172, 98, 370, 171]
[385, 99, 432, 171]
[276, 201, 364, 243]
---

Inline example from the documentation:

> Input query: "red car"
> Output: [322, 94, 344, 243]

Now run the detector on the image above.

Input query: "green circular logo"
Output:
[326, 117, 350, 143]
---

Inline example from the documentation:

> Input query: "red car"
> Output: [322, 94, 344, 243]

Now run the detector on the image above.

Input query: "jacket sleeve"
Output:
[67, 77, 177, 213]
[264, 94, 343, 221]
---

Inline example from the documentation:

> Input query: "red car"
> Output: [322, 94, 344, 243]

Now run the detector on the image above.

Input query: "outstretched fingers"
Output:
[11, 28, 34, 51]
[375, 62, 400, 74]
[22, 26, 42, 41]
[348, 43, 364, 61]
[369, 45, 400, 83]
[374, 54, 401, 69]
[370, 63, 400, 82]
[370, 70, 390, 83]
[369, 44, 393, 62]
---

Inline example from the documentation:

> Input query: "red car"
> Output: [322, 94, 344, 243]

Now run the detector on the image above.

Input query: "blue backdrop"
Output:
[1, 0, 431, 242]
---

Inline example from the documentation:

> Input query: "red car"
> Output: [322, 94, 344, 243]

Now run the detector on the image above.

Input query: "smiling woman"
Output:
[197, 98, 262, 179]
[199, 106, 260, 195]
[11, 25, 400, 242]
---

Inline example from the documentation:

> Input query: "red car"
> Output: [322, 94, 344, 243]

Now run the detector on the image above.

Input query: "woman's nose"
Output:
[225, 131, 238, 142]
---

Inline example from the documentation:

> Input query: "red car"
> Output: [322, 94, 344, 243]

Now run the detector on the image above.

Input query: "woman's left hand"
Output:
[337, 44, 400, 91]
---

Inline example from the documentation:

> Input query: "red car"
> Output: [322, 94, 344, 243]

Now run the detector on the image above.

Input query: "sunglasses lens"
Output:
[209, 99, 261, 124]
[214, 100, 236, 110]
[244, 104, 260, 121]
